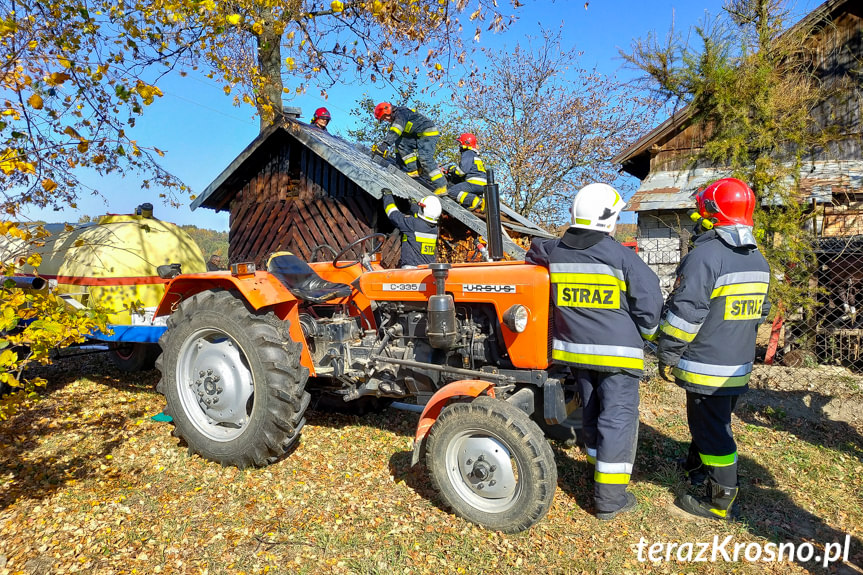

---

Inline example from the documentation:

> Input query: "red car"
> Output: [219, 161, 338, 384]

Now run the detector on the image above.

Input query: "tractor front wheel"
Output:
[426, 395, 557, 533]
[156, 289, 310, 468]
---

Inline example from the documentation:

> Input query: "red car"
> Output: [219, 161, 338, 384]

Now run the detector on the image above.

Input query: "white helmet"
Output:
[570, 183, 626, 233]
[418, 195, 442, 223]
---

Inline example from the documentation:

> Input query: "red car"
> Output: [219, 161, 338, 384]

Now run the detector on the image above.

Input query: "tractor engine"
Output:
[297, 265, 506, 404]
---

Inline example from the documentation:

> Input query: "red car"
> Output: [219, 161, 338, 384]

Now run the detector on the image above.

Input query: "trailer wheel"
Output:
[156, 290, 310, 468]
[426, 395, 557, 533]
[108, 342, 160, 372]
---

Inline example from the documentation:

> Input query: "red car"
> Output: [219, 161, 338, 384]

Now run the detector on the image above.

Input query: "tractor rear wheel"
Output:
[156, 289, 310, 468]
[426, 395, 557, 533]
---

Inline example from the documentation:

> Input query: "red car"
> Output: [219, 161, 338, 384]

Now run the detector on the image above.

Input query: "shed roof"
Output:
[192, 118, 553, 258]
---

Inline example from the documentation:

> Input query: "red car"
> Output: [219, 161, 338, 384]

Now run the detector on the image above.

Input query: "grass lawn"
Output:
[0, 354, 861, 574]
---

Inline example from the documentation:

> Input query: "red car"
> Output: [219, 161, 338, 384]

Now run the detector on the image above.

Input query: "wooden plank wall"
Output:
[227, 136, 401, 268]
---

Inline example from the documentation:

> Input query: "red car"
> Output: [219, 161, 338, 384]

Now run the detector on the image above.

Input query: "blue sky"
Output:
[22, 0, 821, 232]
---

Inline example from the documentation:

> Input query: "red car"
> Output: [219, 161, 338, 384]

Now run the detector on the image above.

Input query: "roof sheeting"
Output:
[626, 160, 863, 212]
[193, 118, 554, 258]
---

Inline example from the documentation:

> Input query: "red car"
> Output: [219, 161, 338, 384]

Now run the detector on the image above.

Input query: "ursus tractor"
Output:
[153, 184, 580, 533]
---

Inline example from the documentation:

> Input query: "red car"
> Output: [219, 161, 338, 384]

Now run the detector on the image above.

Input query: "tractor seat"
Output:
[267, 252, 352, 304]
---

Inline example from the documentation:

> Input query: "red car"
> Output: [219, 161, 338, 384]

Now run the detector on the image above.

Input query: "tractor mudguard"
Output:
[411, 380, 496, 466]
[153, 272, 315, 373]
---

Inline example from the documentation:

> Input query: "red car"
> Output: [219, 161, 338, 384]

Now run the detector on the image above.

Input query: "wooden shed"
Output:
[192, 114, 552, 269]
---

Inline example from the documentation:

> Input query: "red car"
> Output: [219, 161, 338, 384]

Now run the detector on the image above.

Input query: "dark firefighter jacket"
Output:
[451, 148, 487, 185]
[383, 193, 438, 267]
[526, 228, 663, 375]
[657, 225, 771, 396]
[382, 107, 439, 146]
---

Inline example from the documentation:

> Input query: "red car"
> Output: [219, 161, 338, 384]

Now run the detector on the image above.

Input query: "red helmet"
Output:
[695, 178, 756, 227]
[312, 107, 331, 121]
[457, 132, 477, 149]
[374, 102, 393, 121]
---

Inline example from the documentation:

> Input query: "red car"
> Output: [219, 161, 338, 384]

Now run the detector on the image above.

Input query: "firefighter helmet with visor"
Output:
[570, 183, 626, 234]
[695, 178, 756, 227]
[418, 195, 442, 223]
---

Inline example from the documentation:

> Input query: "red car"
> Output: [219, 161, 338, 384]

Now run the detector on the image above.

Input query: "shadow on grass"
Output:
[736, 388, 863, 464]
[0, 398, 145, 512]
[0, 353, 160, 512]
[609, 422, 863, 575]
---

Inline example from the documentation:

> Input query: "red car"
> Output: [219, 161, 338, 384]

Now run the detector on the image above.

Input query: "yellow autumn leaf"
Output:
[46, 72, 70, 86]
[331, 0, 344, 12]
[57, 56, 72, 69]
[226, 13, 241, 26]
[251, 21, 263, 35]
[285, 57, 295, 70]
[28, 93, 43, 109]
[25, 253, 42, 267]
[41, 178, 57, 192]
[434, 63, 442, 71]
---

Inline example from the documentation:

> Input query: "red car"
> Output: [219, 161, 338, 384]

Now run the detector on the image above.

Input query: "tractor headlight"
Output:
[502, 305, 529, 333]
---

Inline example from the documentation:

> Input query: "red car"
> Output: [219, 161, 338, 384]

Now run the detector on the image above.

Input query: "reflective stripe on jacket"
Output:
[526, 229, 663, 374]
[657, 228, 771, 396]
[453, 148, 487, 185]
[384, 107, 439, 145]
[383, 193, 438, 267]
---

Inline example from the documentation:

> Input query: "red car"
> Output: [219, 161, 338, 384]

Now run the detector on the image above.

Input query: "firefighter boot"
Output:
[675, 457, 707, 486]
[596, 492, 637, 521]
[677, 479, 738, 520]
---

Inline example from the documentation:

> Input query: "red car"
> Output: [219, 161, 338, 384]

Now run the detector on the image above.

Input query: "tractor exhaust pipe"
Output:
[484, 169, 504, 261]
[427, 263, 457, 350]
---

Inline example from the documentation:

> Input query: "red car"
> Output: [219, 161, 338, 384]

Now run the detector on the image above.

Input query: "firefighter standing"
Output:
[657, 177, 770, 520]
[526, 183, 662, 520]
[382, 189, 440, 268]
[373, 103, 447, 196]
[446, 133, 487, 212]
[310, 107, 331, 131]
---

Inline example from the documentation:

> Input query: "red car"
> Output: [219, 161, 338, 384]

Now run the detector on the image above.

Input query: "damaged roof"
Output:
[192, 117, 553, 258]
[625, 161, 863, 212]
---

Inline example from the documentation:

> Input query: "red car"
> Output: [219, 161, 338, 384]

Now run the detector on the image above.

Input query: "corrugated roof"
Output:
[192, 118, 554, 258]
[626, 160, 863, 212]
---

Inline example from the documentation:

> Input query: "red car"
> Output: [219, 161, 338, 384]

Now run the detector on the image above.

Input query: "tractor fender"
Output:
[153, 272, 316, 374]
[411, 380, 496, 466]
[154, 271, 297, 317]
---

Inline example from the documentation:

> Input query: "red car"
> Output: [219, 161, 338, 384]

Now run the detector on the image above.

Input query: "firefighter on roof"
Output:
[446, 132, 487, 212]
[526, 183, 662, 521]
[382, 189, 440, 268]
[373, 103, 447, 196]
[311, 107, 331, 131]
[657, 177, 771, 520]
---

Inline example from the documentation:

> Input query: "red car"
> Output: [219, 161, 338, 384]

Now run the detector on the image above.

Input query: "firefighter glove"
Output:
[659, 363, 675, 382]
[372, 141, 389, 158]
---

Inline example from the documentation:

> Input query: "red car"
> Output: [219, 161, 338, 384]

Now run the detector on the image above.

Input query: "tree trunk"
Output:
[256, 25, 284, 131]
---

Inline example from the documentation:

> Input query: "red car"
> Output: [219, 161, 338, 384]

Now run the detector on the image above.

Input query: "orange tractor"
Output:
[153, 184, 580, 533]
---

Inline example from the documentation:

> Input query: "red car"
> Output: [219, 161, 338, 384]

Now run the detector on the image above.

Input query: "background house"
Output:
[191, 109, 552, 269]
[613, 0, 863, 297]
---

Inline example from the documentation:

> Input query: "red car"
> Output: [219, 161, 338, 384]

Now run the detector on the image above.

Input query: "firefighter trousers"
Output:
[447, 181, 485, 210]
[396, 135, 445, 193]
[575, 369, 640, 513]
[684, 391, 740, 488]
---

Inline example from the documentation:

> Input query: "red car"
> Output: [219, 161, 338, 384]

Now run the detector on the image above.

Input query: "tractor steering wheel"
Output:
[333, 233, 387, 269]
[310, 243, 339, 262]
